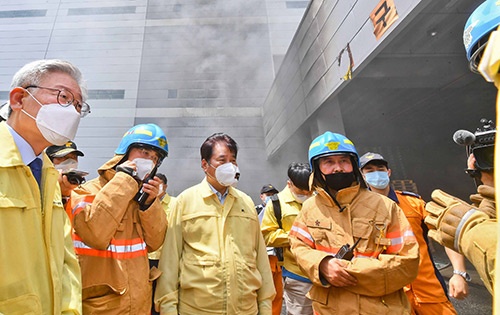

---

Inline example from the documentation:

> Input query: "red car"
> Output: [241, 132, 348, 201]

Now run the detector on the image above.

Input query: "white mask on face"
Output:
[292, 192, 309, 204]
[133, 158, 155, 180]
[22, 91, 80, 145]
[215, 162, 240, 187]
[54, 158, 78, 172]
[158, 183, 166, 200]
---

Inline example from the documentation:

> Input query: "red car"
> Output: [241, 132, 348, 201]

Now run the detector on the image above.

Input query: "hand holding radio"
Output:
[134, 165, 161, 210]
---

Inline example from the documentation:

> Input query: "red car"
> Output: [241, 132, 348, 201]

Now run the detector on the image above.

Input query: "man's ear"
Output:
[9, 87, 27, 111]
[387, 168, 392, 177]
[201, 159, 208, 172]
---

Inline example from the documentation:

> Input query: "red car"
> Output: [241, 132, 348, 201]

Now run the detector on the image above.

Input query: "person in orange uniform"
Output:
[360, 152, 468, 314]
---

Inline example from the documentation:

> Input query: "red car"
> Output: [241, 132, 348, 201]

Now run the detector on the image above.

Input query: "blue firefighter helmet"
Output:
[115, 123, 168, 161]
[463, 0, 500, 71]
[308, 132, 359, 169]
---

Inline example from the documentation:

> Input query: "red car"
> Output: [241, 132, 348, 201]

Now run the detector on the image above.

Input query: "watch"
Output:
[453, 270, 471, 282]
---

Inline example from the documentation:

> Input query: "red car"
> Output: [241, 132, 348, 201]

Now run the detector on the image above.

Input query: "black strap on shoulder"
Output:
[270, 194, 284, 262]
[271, 194, 282, 229]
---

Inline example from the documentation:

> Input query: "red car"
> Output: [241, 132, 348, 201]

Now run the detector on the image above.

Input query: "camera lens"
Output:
[67, 174, 85, 185]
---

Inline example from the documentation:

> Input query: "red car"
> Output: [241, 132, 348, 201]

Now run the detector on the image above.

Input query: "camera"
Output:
[470, 118, 495, 171]
[63, 170, 88, 185]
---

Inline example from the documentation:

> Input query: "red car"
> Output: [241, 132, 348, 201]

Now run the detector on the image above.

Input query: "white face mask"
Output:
[214, 162, 240, 187]
[23, 91, 80, 145]
[133, 158, 155, 180]
[54, 158, 78, 172]
[158, 183, 167, 201]
[292, 192, 309, 204]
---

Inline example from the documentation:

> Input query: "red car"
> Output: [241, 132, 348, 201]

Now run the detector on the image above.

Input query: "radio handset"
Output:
[134, 164, 158, 210]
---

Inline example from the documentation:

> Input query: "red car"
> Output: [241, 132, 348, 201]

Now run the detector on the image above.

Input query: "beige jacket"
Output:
[70, 155, 167, 314]
[289, 184, 419, 314]
[148, 194, 176, 260]
[0, 122, 82, 314]
[155, 178, 275, 315]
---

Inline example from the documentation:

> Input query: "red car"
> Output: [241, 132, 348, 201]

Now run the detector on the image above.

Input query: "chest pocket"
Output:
[305, 219, 333, 246]
[351, 218, 374, 252]
[227, 210, 259, 260]
[0, 196, 29, 210]
[182, 211, 220, 251]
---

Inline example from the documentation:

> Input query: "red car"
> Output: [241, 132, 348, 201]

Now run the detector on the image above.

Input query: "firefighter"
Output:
[69, 123, 169, 314]
[289, 131, 419, 314]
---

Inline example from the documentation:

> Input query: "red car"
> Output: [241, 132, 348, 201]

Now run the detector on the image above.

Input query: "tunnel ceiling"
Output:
[312, 0, 496, 200]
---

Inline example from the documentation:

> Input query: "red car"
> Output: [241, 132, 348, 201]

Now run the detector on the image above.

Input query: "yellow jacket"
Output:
[0, 122, 82, 314]
[456, 185, 496, 294]
[148, 193, 176, 260]
[261, 186, 308, 278]
[289, 184, 419, 314]
[155, 178, 275, 315]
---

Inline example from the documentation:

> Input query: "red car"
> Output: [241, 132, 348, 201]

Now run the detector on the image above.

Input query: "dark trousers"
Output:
[149, 259, 160, 315]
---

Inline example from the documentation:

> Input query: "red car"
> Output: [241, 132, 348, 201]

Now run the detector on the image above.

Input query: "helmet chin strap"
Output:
[329, 190, 346, 213]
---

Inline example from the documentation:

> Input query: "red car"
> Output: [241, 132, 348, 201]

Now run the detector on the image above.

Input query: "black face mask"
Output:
[323, 172, 356, 192]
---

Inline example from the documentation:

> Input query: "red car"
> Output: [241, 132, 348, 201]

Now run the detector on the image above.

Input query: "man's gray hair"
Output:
[5, 59, 87, 118]
[11, 59, 87, 101]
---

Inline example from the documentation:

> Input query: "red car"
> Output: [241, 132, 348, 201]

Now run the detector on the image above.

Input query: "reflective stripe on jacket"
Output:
[0, 122, 82, 314]
[71, 155, 167, 314]
[289, 184, 419, 314]
[155, 178, 275, 315]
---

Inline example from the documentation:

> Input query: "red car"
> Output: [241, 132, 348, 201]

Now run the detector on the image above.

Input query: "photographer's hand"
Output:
[59, 173, 79, 197]
[467, 154, 476, 170]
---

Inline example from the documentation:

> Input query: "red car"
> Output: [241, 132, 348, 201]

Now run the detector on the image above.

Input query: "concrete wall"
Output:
[0, 0, 306, 202]
[262, 0, 431, 159]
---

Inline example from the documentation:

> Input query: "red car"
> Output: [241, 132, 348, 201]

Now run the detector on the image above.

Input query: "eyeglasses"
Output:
[137, 147, 160, 164]
[25, 85, 91, 117]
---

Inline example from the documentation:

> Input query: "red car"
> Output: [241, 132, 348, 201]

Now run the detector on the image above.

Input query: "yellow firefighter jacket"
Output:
[154, 178, 275, 315]
[148, 193, 176, 260]
[458, 185, 496, 294]
[70, 155, 167, 314]
[261, 185, 309, 279]
[289, 184, 419, 314]
[0, 122, 82, 314]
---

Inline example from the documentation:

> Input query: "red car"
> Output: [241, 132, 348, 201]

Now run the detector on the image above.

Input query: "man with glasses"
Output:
[0, 59, 87, 314]
[69, 123, 169, 314]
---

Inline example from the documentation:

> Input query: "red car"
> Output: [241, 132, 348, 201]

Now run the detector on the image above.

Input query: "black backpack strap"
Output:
[270, 194, 284, 262]
[271, 194, 282, 229]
